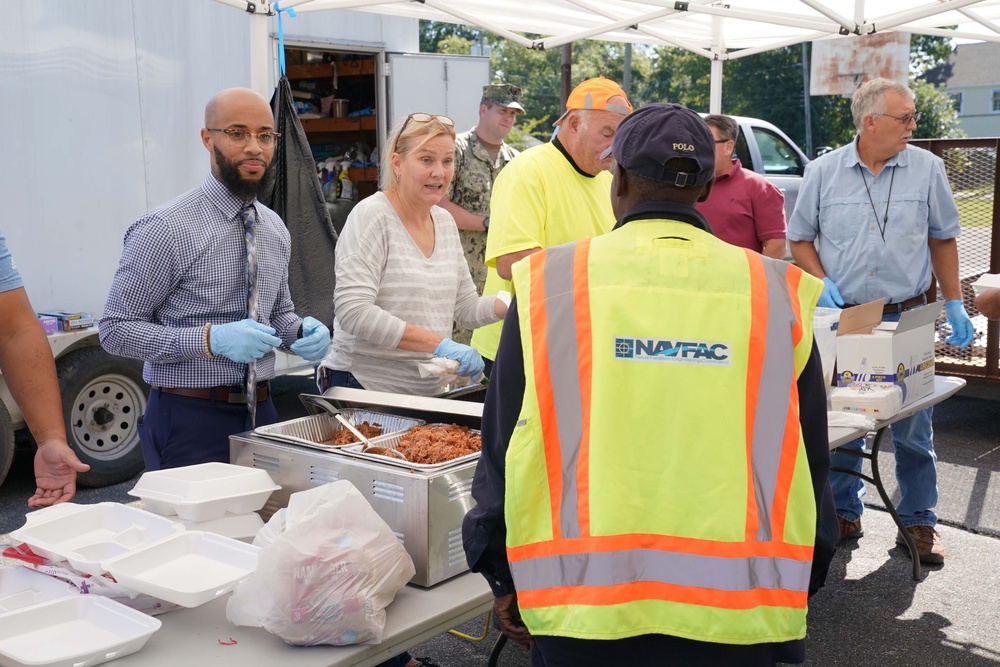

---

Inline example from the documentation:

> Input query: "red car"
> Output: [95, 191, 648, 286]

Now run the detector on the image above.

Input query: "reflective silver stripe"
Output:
[749, 259, 797, 541]
[510, 549, 811, 593]
[541, 243, 585, 538]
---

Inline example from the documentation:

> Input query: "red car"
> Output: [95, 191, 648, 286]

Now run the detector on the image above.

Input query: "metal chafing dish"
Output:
[252, 409, 426, 451]
[230, 386, 484, 587]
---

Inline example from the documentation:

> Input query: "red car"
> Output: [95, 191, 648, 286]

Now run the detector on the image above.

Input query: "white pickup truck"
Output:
[728, 115, 810, 223]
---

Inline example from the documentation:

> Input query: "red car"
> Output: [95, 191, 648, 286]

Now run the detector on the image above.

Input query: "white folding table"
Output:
[112, 572, 492, 667]
[827, 375, 966, 580]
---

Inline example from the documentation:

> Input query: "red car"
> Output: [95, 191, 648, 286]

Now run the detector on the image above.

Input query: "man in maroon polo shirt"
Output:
[696, 114, 787, 259]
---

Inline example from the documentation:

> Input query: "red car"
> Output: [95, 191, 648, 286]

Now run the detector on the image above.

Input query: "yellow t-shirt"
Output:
[471, 141, 615, 360]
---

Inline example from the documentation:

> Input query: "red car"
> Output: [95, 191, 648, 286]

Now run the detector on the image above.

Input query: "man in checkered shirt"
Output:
[100, 88, 330, 471]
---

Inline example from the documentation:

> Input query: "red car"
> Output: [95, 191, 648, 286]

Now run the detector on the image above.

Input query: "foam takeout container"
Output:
[972, 272, 1000, 296]
[171, 511, 264, 543]
[129, 462, 280, 522]
[0, 595, 160, 667]
[11, 503, 183, 576]
[102, 531, 259, 608]
[0, 566, 77, 615]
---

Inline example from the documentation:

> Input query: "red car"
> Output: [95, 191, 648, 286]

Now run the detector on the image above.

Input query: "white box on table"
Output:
[835, 300, 942, 407]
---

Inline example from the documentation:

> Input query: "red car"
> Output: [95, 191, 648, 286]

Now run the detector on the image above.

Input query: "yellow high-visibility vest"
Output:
[506, 218, 823, 644]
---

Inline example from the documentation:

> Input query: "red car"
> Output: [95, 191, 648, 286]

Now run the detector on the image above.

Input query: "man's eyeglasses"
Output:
[714, 139, 732, 144]
[874, 112, 921, 125]
[208, 127, 281, 148]
[393, 113, 455, 152]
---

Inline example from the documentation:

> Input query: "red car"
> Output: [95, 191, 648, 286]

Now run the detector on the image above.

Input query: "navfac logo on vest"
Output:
[614, 336, 732, 366]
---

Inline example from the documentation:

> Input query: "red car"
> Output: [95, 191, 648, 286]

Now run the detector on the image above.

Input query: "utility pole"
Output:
[802, 42, 813, 159]
[561, 44, 572, 112]
[623, 43, 633, 97]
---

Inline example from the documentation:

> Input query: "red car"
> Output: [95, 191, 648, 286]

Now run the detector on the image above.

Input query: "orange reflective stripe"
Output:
[786, 264, 804, 347]
[770, 385, 802, 540]
[518, 581, 808, 612]
[507, 532, 814, 563]
[573, 240, 593, 537]
[527, 250, 562, 534]
[743, 250, 768, 541]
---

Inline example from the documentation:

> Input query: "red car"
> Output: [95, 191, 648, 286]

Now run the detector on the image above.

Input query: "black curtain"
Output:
[265, 77, 338, 328]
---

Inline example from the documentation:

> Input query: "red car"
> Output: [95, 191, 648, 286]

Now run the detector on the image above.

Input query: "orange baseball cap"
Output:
[553, 77, 632, 126]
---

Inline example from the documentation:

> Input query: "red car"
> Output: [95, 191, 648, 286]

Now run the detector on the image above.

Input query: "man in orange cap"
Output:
[471, 77, 632, 374]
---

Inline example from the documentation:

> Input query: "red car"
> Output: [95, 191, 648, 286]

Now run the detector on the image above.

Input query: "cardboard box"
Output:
[37, 311, 94, 331]
[835, 300, 942, 407]
[37, 315, 59, 335]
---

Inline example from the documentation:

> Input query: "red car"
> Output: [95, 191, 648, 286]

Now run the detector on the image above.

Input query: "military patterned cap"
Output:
[482, 83, 525, 113]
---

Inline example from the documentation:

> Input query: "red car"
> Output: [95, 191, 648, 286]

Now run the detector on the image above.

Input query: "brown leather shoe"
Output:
[838, 517, 863, 543]
[897, 525, 945, 565]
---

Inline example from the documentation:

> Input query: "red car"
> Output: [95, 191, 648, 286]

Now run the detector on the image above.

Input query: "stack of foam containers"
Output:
[813, 306, 842, 400]
[128, 462, 281, 543]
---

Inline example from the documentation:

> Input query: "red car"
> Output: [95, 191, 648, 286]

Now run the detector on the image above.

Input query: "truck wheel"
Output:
[57, 347, 149, 487]
[0, 402, 14, 488]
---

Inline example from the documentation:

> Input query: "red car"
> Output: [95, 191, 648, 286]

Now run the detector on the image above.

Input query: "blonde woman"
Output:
[321, 113, 506, 396]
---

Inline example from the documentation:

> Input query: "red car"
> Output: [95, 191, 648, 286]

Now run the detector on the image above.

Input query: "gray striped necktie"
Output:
[240, 204, 259, 427]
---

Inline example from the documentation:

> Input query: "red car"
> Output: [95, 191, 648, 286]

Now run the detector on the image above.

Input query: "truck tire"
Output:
[57, 347, 149, 487]
[0, 402, 14, 488]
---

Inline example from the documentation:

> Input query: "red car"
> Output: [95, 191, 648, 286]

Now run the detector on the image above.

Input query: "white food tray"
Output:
[11, 503, 183, 576]
[129, 462, 280, 522]
[0, 596, 160, 667]
[102, 531, 259, 608]
[0, 567, 76, 615]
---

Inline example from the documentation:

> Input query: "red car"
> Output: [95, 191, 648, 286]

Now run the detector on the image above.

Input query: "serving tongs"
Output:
[334, 413, 408, 461]
[300, 394, 408, 460]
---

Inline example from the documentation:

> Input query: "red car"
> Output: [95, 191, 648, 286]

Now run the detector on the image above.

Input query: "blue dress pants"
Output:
[138, 389, 280, 470]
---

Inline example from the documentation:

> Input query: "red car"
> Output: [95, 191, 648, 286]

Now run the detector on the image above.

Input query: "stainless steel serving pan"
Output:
[252, 409, 424, 452]
[337, 424, 481, 472]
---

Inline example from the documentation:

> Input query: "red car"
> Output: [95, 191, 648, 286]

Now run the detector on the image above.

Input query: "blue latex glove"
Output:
[945, 299, 974, 349]
[209, 318, 281, 363]
[291, 316, 331, 361]
[818, 277, 845, 309]
[433, 338, 485, 378]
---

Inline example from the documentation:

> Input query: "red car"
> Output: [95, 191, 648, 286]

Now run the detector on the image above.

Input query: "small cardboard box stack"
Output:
[835, 299, 942, 408]
[36, 310, 94, 331]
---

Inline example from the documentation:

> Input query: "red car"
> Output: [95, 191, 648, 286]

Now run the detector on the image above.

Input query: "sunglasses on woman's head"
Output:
[394, 113, 456, 152]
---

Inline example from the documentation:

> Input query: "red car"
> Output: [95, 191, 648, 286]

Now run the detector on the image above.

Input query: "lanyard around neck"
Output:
[858, 164, 895, 243]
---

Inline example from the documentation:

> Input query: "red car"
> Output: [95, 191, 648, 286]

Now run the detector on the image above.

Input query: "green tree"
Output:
[912, 77, 965, 139]
[436, 35, 473, 55]
[419, 20, 961, 145]
[418, 20, 480, 53]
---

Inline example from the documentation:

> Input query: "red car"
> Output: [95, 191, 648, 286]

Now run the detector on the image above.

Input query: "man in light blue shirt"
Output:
[0, 231, 90, 506]
[789, 78, 974, 566]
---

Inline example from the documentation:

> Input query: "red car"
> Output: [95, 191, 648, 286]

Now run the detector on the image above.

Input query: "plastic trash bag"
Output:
[226, 481, 415, 646]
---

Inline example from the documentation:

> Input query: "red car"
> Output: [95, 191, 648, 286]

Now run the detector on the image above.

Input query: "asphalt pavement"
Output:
[2, 373, 999, 666]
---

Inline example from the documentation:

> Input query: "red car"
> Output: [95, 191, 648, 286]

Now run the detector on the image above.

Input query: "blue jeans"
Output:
[829, 308, 938, 528]
[318, 368, 366, 392]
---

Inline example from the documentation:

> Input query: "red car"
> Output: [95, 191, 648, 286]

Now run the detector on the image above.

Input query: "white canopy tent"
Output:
[218, 0, 1000, 112]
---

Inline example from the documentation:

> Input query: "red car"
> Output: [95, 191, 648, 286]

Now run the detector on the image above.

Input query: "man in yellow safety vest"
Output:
[463, 103, 838, 666]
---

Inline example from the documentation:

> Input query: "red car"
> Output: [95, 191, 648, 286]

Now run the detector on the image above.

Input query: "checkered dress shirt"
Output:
[100, 174, 302, 388]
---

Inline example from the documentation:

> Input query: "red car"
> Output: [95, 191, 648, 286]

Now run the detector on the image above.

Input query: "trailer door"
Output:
[385, 53, 490, 135]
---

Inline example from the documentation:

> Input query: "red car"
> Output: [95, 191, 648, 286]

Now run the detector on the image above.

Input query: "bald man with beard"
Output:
[100, 88, 330, 472]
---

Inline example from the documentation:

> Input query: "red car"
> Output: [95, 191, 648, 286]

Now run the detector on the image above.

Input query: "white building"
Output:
[925, 41, 1000, 138]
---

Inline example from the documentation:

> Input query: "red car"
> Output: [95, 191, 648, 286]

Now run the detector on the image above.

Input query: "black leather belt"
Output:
[847, 294, 927, 315]
[154, 383, 269, 404]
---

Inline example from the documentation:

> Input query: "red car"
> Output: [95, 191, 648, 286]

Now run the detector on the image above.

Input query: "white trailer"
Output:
[0, 0, 488, 487]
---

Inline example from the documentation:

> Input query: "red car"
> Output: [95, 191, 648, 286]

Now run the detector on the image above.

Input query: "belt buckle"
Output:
[227, 386, 248, 404]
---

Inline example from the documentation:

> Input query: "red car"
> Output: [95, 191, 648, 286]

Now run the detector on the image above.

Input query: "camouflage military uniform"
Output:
[448, 129, 518, 343]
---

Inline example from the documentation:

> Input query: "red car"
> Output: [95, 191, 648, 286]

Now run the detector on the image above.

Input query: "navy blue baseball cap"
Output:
[600, 103, 715, 188]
